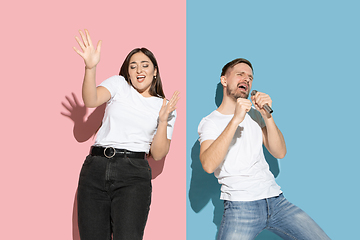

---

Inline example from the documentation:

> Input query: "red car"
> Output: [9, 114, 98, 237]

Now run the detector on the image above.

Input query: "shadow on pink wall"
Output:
[62, 92, 167, 239]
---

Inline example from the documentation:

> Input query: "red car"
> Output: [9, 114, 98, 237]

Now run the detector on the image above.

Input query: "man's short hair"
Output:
[220, 58, 253, 77]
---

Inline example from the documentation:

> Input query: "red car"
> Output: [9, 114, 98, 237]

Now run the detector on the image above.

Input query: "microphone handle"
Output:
[263, 104, 273, 114]
[251, 90, 273, 114]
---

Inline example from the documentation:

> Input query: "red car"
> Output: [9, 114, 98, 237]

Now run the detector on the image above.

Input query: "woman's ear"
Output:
[154, 67, 158, 78]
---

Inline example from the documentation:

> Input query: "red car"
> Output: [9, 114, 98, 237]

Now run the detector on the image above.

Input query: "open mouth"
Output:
[237, 83, 248, 91]
[137, 75, 146, 82]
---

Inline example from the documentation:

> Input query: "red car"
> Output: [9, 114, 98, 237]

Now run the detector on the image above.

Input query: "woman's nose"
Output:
[136, 66, 142, 73]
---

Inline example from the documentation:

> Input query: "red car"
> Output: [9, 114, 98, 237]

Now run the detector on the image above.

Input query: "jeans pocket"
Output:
[223, 200, 232, 211]
[127, 158, 152, 180]
[128, 158, 150, 169]
[82, 155, 94, 166]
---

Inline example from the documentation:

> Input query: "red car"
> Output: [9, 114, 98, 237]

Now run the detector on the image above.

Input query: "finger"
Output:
[79, 30, 89, 47]
[65, 95, 76, 108]
[172, 90, 180, 97]
[238, 98, 251, 109]
[236, 98, 242, 106]
[167, 97, 180, 112]
[250, 102, 259, 112]
[60, 112, 71, 118]
[257, 95, 271, 109]
[262, 95, 272, 107]
[252, 95, 260, 107]
[73, 46, 84, 58]
[252, 93, 265, 108]
[169, 106, 178, 112]
[250, 97, 256, 107]
[96, 40, 102, 54]
[254, 98, 264, 109]
[252, 91, 261, 102]
[171, 95, 180, 108]
[75, 36, 86, 51]
[168, 90, 180, 104]
[72, 92, 81, 106]
[244, 101, 252, 110]
[161, 98, 167, 108]
[61, 102, 72, 112]
[85, 29, 93, 47]
[250, 96, 257, 108]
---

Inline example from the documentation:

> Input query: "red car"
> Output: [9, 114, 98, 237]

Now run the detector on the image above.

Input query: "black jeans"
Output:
[77, 154, 152, 240]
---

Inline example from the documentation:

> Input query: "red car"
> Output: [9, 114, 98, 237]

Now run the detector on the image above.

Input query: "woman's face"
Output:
[128, 52, 157, 97]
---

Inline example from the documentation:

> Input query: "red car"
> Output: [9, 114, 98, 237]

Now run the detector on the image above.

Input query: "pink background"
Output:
[0, 1, 186, 239]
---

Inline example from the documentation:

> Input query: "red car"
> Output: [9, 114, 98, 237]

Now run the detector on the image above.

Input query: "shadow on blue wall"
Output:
[188, 83, 282, 240]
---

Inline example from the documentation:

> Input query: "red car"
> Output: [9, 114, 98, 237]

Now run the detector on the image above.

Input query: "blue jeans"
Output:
[217, 194, 330, 240]
[77, 154, 152, 240]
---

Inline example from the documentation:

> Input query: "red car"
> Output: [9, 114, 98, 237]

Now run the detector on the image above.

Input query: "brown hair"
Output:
[221, 58, 253, 77]
[119, 48, 165, 98]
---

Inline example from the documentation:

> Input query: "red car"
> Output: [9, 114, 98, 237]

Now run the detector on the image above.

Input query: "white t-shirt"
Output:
[94, 75, 176, 154]
[198, 107, 281, 201]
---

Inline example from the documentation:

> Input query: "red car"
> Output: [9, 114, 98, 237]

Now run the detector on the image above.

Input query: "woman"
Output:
[73, 29, 179, 240]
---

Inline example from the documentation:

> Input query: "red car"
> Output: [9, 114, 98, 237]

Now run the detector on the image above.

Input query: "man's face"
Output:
[222, 63, 253, 100]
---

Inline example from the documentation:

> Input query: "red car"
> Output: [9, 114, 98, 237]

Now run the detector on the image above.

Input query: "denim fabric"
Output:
[217, 194, 330, 240]
[77, 154, 152, 240]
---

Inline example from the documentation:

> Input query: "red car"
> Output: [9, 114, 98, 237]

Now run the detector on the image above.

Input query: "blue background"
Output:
[186, 1, 360, 239]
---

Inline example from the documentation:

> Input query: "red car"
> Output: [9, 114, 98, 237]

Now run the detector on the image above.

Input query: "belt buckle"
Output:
[104, 147, 116, 158]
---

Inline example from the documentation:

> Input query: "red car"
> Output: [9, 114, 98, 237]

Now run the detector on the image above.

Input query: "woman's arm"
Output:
[150, 91, 180, 160]
[73, 29, 110, 108]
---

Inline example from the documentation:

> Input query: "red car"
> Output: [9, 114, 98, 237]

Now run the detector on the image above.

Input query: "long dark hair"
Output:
[119, 48, 165, 98]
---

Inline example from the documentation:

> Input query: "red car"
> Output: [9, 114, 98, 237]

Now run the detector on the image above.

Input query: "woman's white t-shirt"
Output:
[93, 75, 176, 154]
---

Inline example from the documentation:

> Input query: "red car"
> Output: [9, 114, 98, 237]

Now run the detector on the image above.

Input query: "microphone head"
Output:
[251, 90, 257, 96]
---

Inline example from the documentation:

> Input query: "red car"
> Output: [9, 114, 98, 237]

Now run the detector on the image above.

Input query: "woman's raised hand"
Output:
[73, 29, 102, 69]
[159, 91, 180, 123]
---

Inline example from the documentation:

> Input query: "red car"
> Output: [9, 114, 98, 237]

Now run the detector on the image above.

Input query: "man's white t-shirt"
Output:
[94, 75, 176, 154]
[198, 107, 281, 201]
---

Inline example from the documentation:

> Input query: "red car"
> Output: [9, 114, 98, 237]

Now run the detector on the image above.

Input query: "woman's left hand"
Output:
[158, 91, 180, 123]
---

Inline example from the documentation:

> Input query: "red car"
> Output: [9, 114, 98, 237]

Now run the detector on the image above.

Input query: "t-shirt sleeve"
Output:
[99, 75, 127, 99]
[166, 109, 177, 140]
[198, 117, 219, 144]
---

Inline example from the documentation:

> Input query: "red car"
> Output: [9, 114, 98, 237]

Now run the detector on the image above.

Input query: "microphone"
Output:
[251, 90, 273, 114]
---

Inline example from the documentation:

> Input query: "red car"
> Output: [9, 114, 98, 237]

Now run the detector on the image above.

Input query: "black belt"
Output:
[90, 146, 146, 159]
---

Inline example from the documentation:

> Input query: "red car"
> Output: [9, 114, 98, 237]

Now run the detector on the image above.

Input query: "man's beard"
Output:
[226, 86, 249, 100]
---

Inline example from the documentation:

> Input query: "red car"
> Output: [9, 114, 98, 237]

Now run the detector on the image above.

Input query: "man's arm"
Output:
[199, 98, 252, 173]
[251, 91, 286, 159]
[262, 118, 286, 159]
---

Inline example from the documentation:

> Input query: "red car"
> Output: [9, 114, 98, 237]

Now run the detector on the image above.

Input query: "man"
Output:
[198, 58, 330, 240]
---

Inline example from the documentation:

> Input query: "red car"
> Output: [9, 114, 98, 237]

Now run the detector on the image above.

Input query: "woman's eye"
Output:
[130, 65, 136, 69]
[143, 64, 149, 68]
